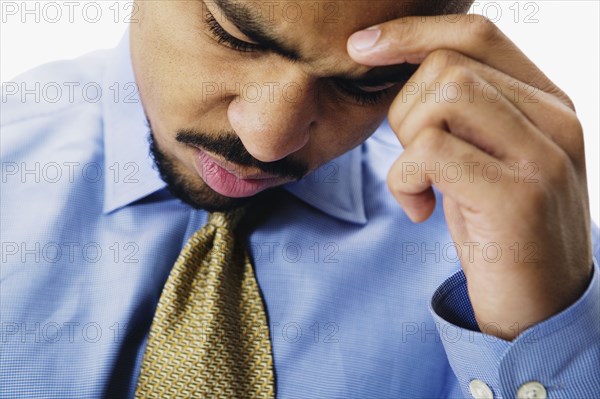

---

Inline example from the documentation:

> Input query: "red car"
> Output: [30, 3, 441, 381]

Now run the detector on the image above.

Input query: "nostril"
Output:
[227, 94, 315, 162]
[245, 133, 309, 163]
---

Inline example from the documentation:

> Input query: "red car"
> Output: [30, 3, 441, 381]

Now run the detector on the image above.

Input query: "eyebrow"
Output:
[208, 0, 420, 88]
[209, 0, 304, 62]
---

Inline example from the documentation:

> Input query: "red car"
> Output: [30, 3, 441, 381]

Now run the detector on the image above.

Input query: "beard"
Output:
[147, 123, 309, 212]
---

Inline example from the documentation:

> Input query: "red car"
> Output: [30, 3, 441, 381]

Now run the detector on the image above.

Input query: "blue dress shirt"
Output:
[1, 33, 599, 399]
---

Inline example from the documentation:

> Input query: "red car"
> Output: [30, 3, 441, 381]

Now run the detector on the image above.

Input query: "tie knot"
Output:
[207, 207, 247, 230]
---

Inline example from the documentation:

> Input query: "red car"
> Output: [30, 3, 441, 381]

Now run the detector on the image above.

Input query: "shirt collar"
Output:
[284, 148, 367, 224]
[101, 31, 166, 214]
[101, 32, 368, 224]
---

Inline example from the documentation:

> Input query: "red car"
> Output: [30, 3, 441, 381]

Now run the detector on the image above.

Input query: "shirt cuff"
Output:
[429, 257, 600, 399]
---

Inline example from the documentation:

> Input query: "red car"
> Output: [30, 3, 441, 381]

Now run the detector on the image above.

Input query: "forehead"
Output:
[207, 0, 421, 75]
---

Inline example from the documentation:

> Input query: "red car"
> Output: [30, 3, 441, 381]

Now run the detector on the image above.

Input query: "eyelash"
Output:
[333, 79, 389, 106]
[205, 12, 261, 53]
[204, 11, 392, 106]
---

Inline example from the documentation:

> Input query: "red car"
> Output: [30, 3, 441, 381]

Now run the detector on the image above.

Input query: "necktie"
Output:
[135, 209, 275, 398]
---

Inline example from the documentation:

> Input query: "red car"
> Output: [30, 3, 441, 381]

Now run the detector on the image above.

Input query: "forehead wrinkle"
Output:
[205, 0, 424, 82]
[206, 0, 390, 68]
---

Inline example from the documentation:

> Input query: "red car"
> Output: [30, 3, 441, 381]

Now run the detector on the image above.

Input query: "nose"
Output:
[227, 70, 317, 163]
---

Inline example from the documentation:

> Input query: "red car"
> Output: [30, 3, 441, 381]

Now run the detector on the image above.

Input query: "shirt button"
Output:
[517, 381, 547, 399]
[469, 379, 494, 399]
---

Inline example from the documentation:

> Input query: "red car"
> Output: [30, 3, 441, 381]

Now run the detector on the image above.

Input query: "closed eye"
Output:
[205, 11, 262, 53]
[204, 8, 409, 107]
[333, 79, 399, 106]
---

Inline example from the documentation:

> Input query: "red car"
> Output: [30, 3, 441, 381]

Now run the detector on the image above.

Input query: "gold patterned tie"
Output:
[135, 209, 275, 398]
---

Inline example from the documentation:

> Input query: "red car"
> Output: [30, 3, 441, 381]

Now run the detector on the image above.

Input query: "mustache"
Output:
[176, 129, 309, 180]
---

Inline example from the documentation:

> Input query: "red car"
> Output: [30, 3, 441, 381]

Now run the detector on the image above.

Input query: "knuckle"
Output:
[437, 65, 478, 86]
[387, 99, 410, 134]
[544, 147, 573, 184]
[551, 89, 576, 111]
[555, 111, 585, 159]
[421, 49, 465, 77]
[387, 168, 403, 194]
[467, 15, 501, 43]
[561, 94, 576, 111]
[562, 111, 584, 137]
[387, 157, 410, 194]
[387, 108, 402, 134]
[412, 127, 445, 156]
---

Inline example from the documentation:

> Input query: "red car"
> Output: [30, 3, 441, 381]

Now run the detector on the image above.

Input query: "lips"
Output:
[193, 148, 285, 198]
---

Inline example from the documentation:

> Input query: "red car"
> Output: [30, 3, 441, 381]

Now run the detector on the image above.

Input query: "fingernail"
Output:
[349, 27, 381, 51]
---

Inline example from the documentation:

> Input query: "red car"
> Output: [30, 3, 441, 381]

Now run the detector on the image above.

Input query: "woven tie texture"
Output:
[135, 209, 275, 398]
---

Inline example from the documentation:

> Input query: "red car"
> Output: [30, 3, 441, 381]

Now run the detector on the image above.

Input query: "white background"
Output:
[1, 0, 598, 222]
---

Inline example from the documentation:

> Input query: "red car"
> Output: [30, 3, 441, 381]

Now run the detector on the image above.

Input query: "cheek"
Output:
[130, 2, 237, 138]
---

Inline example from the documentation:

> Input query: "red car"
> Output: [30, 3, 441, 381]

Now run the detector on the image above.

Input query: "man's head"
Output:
[131, 0, 472, 211]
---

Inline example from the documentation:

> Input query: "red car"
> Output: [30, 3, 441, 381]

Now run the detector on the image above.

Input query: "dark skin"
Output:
[131, 0, 592, 340]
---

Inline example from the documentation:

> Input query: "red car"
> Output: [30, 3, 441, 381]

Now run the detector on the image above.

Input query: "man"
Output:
[1, 0, 598, 398]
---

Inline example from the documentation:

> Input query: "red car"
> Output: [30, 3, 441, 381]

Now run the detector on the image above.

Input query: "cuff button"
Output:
[517, 381, 547, 399]
[469, 379, 494, 399]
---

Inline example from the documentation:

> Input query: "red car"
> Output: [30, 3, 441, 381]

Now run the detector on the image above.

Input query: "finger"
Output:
[347, 14, 574, 110]
[391, 66, 553, 164]
[392, 50, 563, 132]
[389, 50, 583, 165]
[388, 126, 505, 222]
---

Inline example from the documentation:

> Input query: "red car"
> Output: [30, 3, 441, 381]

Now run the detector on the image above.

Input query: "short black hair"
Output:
[413, 0, 474, 16]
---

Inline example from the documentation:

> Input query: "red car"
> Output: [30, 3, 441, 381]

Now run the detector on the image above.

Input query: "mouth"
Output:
[192, 147, 288, 198]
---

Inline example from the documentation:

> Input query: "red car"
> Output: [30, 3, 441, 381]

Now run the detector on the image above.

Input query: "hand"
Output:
[348, 15, 593, 341]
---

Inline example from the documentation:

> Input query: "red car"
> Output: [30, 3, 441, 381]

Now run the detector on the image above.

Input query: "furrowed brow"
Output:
[207, 1, 420, 86]
[209, 0, 305, 62]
